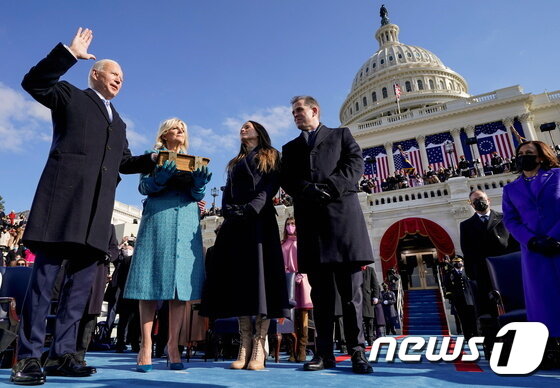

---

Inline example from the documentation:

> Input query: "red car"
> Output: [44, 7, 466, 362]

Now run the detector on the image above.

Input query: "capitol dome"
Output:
[340, 7, 470, 126]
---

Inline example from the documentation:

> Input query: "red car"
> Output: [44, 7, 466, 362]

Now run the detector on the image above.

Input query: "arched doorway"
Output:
[379, 218, 455, 289]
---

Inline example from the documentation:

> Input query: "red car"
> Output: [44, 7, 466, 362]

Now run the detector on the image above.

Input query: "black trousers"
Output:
[307, 265, 365, 356]
[17, 250, 98, 359]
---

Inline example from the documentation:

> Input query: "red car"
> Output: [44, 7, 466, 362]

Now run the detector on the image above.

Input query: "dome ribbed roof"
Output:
[340, 9, 470, 126]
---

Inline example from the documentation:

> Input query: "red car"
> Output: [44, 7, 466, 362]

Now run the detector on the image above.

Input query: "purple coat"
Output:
[502, 168, 560, 336]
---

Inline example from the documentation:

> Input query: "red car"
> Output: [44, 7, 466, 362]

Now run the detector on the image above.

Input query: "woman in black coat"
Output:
[202, 120, 289, 371]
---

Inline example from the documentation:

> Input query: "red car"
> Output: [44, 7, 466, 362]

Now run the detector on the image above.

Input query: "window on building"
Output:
[382, 87, 388, 99]
[372, 62, 376, 68]
[417, 80, 424, 90]
[363, 96, 367, 107]
[389, 55, 394, 61]
[405, 81, 412, 92]
[429, 79, 434, 90]
[439, 80, 444, 89]
[398, 53, 403, 59]
[355, 102, 359, 111]
[380, 58, 385, 64]
[372, 91, 377, 102]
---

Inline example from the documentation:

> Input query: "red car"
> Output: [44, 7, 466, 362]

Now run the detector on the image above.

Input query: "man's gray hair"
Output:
[88, 59, 120, 88]
[290, 95, 320, 110]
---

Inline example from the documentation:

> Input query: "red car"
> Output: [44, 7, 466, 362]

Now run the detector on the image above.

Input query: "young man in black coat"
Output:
[281, 96, 374, 374]
[11, 28, 155, 385]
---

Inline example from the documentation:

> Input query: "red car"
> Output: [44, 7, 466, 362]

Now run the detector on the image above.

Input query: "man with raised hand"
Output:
[11, 28, 155, 385]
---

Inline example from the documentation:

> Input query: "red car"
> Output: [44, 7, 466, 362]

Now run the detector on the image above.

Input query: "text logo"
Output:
[367, 322, 548, 375]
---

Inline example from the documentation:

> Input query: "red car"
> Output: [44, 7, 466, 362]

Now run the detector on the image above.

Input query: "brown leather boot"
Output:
[296, 310, 309, 362]
[247, 315, 270, 370]
[230, 316, 253, 369]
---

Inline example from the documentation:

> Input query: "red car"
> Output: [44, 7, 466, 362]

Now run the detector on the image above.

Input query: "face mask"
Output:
[472, 198, 489, 212]
[453, 263, 463, 269]
[516, 155, 539, 172]
[286, 225, 296, 235]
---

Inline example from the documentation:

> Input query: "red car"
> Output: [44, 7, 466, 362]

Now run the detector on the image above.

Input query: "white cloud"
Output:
[222, 105, 294, 147]
[189, 124, 237, 154]
[120, 115, 150, 152]
[0, 82, 51, 151]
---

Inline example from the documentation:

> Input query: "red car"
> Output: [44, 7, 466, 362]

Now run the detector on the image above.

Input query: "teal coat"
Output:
[124, 151, 206, 301]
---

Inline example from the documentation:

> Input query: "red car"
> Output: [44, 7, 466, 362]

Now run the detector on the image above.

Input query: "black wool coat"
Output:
[201, 150, 290, 319]
[459, 210, 519, 287]
[21, 43, 154, 258]
[281, 125, 374, 272]
[361, 266, 380, 318]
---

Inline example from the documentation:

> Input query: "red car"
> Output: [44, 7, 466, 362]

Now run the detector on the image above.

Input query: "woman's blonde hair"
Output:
[226, 120, 279, 173]
[154, 117, 189, 153]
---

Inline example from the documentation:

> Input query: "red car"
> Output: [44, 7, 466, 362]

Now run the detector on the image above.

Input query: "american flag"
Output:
[363, 146, 388, 191]
[475, 121, 515, 165]
[393, 139, 423, 174]
[394, 83, 402, 100]
[426, 132, 457, 170]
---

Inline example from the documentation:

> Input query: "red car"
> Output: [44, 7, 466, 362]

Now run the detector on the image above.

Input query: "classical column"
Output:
[519, 113, 538, 141]
[416, 135, 429, 172]
[502, 117, 517, 151]
[464, 125, 481, 161]
[384, 142, 395, 175]
[450, 128, 464, 159]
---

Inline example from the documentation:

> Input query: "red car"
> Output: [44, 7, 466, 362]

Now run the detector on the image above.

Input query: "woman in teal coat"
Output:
[124, 118, 211, 371]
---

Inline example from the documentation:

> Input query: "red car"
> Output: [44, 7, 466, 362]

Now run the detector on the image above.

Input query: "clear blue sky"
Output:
[1, 0, 559, 212]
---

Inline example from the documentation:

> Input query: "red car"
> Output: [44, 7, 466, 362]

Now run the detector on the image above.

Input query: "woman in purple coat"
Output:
[502, 140, 560, 344]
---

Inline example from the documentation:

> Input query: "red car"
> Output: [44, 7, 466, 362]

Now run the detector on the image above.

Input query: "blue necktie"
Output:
[481, 215, 489, 223]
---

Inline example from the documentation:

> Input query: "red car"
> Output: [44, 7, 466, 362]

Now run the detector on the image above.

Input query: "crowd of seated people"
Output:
[359, 152, 516, 194]
[0, 211, 33, 267]
[272, 190, 293, 207]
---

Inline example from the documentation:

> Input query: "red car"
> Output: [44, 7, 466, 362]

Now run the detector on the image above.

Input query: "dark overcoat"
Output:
[460, 209, 519, 287]
[21, 43, 154, 257]
[280, 125, 374, 272]
[502, 168, 560, 336]
[361, 266, 380, 318]
[201, 149, 290, 319]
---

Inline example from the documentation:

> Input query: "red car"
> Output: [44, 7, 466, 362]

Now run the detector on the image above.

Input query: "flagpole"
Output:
[396, 96, 401, 115]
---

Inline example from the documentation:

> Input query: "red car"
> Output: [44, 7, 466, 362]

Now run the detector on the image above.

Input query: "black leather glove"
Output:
[223, 204, 254, 220]
[302, 183, 333, 204]
[528, 236, 560, 256]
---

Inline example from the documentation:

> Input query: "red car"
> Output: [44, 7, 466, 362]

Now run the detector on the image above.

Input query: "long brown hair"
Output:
[227, 120, 279, 173]
[515, 140, 560, 171]
[281, 217, 296, 243]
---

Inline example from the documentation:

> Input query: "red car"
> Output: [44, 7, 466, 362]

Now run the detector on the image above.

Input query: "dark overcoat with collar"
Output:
[281, 125, 374, 272]
[361, 266, 380, 318]
[21, 43, 154, 258]
[502, 168, 560, 336]
[201, 149, 290, 318]
[459, 209, 519, 289]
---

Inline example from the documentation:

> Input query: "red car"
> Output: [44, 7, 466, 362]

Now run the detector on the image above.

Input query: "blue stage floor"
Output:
[1, 337, 559, 387]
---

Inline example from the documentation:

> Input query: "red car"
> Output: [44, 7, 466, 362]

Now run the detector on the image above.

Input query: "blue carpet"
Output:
[1, 339, 559, 387]
[404, 290, 449, 335]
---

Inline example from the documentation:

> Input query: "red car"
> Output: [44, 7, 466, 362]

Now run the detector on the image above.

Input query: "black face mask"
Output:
[516, 155, 539, 172]
[472, 198, 489, 212]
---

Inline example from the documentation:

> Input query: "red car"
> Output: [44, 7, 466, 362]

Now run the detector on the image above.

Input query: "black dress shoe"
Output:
[74, 356, 97, 374]
[43, 354, 93, 377]
[351, 350, 373, 374]
[303, 355, 336, 371]
[10, 358, 46, 385]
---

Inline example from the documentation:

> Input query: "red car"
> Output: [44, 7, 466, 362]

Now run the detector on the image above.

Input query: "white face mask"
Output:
[123, 247, 133, 257]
